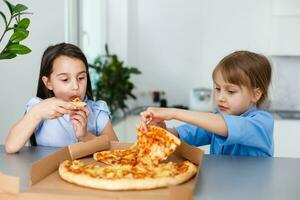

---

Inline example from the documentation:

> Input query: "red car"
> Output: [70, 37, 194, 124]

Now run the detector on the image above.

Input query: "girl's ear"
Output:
[252, 88, 262, 103]
[42, 76, 53, 90]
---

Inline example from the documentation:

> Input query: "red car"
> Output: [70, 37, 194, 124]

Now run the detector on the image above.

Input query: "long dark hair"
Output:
[30, 43, 93, 146]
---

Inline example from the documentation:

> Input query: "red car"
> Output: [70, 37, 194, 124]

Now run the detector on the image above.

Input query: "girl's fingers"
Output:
[55, 106, 72, 115]
[72, 110, 87, 119]
[56, 99, 76, 110]
[81, 107, 89, 115]
[136, 122, 147, 133]
[70, 113, 87, 127]
[71, 119, 80, 129]
[140, 111, 152, 123]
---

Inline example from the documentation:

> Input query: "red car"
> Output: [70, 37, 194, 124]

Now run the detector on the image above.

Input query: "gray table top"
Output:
[1, 145, 300, 200]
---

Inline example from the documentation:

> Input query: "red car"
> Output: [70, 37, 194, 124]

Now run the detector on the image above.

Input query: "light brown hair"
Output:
[212, 50, 272, 107]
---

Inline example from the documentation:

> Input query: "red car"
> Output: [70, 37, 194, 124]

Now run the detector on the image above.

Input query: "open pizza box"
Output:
[0, 135, 204, 200]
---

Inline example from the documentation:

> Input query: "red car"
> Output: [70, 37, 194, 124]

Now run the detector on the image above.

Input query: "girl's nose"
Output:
[217, 91, 226, 102]
[71, 79, 79, 90]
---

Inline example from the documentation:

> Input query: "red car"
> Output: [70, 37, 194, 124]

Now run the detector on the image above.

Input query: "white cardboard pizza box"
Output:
[0, 135, 204, 200]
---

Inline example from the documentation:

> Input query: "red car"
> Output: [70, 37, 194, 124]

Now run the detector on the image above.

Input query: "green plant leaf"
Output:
[9, 29, 29, 42]
[7, 44, 31, 54]
[4, 0, 15, 15]
[0, 11, 7, 26]
[0, 51, 17, 60]
[12, 4, 28, 14]
[17, 18, 30, 29]
[129, 67, 141, 74]
[89, 48, 142, 113]
[12, 12, 33, 18]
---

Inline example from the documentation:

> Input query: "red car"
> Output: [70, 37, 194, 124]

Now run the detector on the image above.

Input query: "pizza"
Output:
[58, 125, 197, 190]
[59, 159, 197, 190]
[93, 126, 181, 167]
[93, 143, 138, 166]
[71, 97, 86, 108]
[137, 125, 181, 166]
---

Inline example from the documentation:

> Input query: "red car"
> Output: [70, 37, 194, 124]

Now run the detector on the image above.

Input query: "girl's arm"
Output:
[5, 110, 42, 153]
[5, 98, 74, 153]
[171, 108, 228, 137]
[141, 107, 228, 137]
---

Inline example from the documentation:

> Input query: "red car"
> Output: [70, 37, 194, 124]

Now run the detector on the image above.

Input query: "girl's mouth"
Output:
[218, 105, 228, 111]
[70, 96, 80, 101]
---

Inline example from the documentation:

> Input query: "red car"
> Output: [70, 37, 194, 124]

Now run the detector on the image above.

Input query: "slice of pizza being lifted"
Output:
[137, 125, 181, 166]
[93, 126, 181, 167]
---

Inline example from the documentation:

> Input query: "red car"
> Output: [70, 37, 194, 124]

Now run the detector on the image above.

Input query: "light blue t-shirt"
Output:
[176, 107, 274, 157]
[25, 97, 110, 147]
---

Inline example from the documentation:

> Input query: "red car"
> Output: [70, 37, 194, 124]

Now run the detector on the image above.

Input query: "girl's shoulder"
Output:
[25, 97, 42, 112]
[245, 107, 274, 123]
[86, 99, 111, 114]
[247, 108, 273, 117]
[26, 96, 42, 105]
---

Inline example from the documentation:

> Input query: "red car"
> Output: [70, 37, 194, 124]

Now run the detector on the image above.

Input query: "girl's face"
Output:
[42, 55, 87, 101]
[213, 71, 260, 115]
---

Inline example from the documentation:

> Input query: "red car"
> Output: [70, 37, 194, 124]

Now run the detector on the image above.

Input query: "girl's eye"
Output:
[228, 90, 236, 94]
[61, 79, 68, 82]
[78, 76, 86, 80]
[215, 87, 220, 91]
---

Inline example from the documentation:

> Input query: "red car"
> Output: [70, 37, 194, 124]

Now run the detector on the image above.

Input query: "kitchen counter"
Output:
[1, 145, 300, 199]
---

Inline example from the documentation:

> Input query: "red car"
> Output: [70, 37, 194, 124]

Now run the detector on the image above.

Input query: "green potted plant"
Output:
[89, 44, 141, 115]
[0, 0, 32, 60]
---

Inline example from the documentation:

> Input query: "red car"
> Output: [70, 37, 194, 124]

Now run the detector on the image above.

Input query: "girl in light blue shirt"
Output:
[5, 43, 118, 153]
[139, 50, 274, 157]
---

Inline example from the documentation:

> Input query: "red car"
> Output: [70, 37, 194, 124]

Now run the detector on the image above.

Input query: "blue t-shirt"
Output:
[176, 107, 274, 157]
[24, 97, 110, 147]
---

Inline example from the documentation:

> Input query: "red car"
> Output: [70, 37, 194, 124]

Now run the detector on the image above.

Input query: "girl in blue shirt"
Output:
[5, 43, 118, 153]
[139, 50, 273, 157]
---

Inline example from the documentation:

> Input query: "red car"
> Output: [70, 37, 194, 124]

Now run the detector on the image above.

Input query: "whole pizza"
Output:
[59, 125, 197, 190]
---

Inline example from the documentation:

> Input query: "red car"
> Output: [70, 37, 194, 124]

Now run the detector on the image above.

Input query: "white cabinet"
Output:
[270, 0, 300, 55]
[274, 120, 300, 158]
[113, 116, 140, 143]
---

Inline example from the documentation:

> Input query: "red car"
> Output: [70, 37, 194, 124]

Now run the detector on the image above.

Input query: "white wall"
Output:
[106, 0, 272, 108]
[0, 0, 66, 144]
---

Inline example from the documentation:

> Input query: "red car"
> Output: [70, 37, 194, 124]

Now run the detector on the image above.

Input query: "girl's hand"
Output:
[70, 107, 89, 139]
[30, 97, 75, 120]
[138, 107, 173, 132]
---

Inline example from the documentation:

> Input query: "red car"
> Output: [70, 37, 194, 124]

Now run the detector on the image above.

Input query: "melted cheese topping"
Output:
[65, 160, 190, 180]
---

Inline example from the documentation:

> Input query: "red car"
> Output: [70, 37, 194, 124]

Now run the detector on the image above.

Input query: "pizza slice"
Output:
[59, 159, 197, 190]
[137, 125, 181, 166]
[71, 97, 86, 109]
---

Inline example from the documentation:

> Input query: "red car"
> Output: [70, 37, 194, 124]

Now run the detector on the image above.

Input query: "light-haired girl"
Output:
[140, 51, 273, 157]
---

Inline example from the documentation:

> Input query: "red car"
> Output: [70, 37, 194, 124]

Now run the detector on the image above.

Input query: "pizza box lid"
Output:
[0, 134, 204, 200]
[0, 135, 109, 196]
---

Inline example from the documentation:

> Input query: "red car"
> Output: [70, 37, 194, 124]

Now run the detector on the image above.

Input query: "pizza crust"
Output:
[58, 160, 197, 190]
